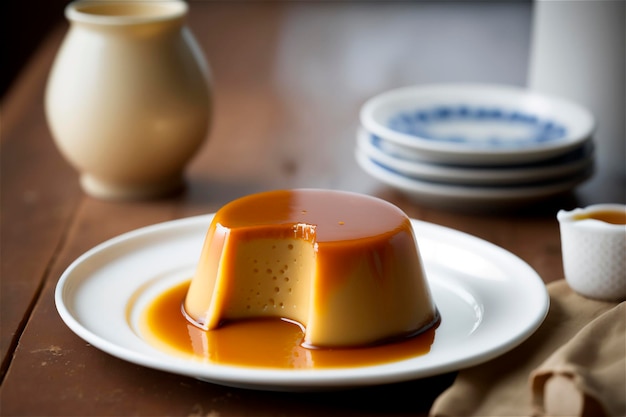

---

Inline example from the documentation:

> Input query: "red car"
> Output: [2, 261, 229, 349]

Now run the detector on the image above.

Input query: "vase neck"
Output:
[66, 1, 188, 27]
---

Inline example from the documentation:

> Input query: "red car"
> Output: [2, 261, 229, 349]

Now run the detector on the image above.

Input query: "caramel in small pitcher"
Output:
[573, 210, 626, 225]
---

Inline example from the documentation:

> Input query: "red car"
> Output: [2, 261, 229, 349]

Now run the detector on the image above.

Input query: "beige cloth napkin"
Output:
[429, 280, 625, 417]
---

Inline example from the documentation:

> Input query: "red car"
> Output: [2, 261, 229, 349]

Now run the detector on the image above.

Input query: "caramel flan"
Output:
[183, 189, 438, 348]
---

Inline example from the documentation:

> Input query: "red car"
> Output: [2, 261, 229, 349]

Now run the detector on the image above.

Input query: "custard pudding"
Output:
[183, 189, 438, 348]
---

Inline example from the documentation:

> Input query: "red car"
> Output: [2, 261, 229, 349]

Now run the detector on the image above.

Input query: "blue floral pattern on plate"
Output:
[387, 106, 567, 148]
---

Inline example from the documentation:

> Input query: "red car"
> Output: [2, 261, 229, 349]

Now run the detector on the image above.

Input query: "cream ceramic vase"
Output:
[46, 0, 211, 200]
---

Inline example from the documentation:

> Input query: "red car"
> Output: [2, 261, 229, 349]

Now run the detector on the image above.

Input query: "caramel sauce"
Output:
[141, 281, 439, 369]
[573, 209, 626, 225]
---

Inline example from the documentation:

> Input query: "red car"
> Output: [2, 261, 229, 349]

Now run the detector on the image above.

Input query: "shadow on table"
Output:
[221, 372, 457, 416]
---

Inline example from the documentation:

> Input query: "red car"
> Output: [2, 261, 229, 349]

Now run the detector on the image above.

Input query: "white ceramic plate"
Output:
[360, 83, 595, 165]
[357, 128, 594, 186]
[356, 149, 593, 211]
[55, 214, 549, 391]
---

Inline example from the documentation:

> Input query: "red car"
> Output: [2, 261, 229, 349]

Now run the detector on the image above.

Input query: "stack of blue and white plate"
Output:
[356, 84, 595, 210]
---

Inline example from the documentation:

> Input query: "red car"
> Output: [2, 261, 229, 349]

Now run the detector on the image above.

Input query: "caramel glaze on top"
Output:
[213, 188, 412, 242]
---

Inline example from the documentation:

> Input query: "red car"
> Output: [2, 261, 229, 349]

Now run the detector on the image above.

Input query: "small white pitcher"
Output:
[557, 204, 626, 301]
[46, 0, 212, 200]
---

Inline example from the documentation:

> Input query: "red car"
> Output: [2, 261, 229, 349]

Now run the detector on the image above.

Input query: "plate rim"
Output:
[355, 149, 592, 207]
[55, 214, 549, 391]
[359, 83, 595, 164]
[356, 127, 594, 185]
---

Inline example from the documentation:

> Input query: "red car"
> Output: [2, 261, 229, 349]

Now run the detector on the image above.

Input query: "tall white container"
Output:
[528, 0, 625, 187]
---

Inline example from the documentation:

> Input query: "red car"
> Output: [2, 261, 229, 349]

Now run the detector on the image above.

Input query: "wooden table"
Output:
[2, 2, 624, 416]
